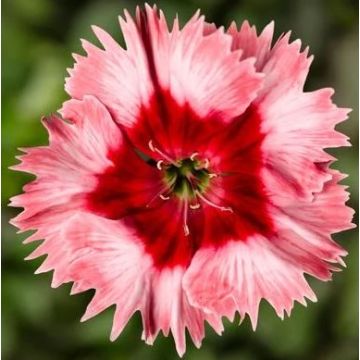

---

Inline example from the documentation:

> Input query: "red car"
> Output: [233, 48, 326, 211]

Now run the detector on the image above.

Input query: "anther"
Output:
[183, 224, 190, 236]
[183, 200, 190, 236]
[209, 173, 218, 179]
[190, 152, 199, 161]
[148, 140, 155, 152]
[160, 194, 170, 200]
[156, 160, 163, 170]
[203, 159, 210, 169]
[190, 203, 201, 209]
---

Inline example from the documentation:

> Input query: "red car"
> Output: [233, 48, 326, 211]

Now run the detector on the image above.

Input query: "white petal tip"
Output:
[80, 308, 98, 322]
[50, 281, 61, 289]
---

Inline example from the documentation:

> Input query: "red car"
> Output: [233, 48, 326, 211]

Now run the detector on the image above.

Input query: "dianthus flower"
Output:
[11, 4, 354, 356]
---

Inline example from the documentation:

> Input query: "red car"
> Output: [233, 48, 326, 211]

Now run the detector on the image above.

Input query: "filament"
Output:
[195, 191, 233, 213]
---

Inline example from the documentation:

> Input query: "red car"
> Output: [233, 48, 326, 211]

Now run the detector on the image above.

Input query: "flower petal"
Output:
[184, 236, 318, 329]
[10, 96, 122, 238]
[260, 88, 350, 199]
[140, 267, 218, 356]
[66, 6, 263, 128]
[228, 20, 274, 70]
[65, 15, 153, 126]
[228, 21, 312, 94]
[184, 170, 353, 327]
[270, 169, 354, 273]
[29, 211, 221, 357]
[139, 5, 263, 122]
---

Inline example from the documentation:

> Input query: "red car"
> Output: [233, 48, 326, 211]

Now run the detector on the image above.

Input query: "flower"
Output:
[10, 4, 354, 357]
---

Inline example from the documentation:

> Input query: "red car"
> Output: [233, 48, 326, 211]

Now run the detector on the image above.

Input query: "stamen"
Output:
[148, 140, 179, 167]
[203, 158, 210, 169]
[148, 139, 156, 152]
[196, 191, 233, 213]
[183, 199, 190, 236]
[209, 173, 218, 178]
[160, 194, 170, 200]
[190, 152, 199, 161]
[184, 224, 190, 236]
[190, 203, 201, 209]
[156, 160, 163, 170]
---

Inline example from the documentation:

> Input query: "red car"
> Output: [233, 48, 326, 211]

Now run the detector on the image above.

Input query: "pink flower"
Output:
[11, 5, 354, 357]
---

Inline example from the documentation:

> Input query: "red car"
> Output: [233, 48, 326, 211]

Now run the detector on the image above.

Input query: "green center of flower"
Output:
[164, 158, 210, 199]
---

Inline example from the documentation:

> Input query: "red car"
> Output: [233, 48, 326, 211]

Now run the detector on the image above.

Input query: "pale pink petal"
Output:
[228, 21, 312, 94]
[227, 20, 274, 70]
[140, 267, 212, 356]
[259, 32, 313, 95]
[140, 4, 263, 122]
[10, 96, 121, 239]
[184, 167, 353, 327]
[35, 212, 222, 358]
[286, 169, 355, 235]
[66, 14, 153, 126]
[260, 88, 351, 199]
[184, 236, 318, 329]
[66, 6, 263, 126]
[203, 21, 217, 36]
[63, 213, 152, 324]
[269, 169, 355, 275]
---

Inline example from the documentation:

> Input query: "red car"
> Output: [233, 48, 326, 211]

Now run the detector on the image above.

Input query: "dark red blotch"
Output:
[86, 91, 274, 269]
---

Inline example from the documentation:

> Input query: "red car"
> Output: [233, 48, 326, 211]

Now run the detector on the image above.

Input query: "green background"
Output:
[2, 0, 358, 359]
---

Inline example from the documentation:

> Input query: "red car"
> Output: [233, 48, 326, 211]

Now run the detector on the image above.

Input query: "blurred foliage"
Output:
[2, 0, 358, 359]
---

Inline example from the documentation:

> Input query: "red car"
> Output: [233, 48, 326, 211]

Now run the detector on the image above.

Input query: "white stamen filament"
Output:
[190, 152, 199, 161]
[160, 194, 170, 200]
[190, 203, 201, 209]
[195, 191, 233, 213]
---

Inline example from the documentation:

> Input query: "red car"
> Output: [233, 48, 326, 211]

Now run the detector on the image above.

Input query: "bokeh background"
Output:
[2, 0, 358, 359]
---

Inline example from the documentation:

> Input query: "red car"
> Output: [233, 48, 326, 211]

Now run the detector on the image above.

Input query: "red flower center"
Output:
[86, 90, 274, 269]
